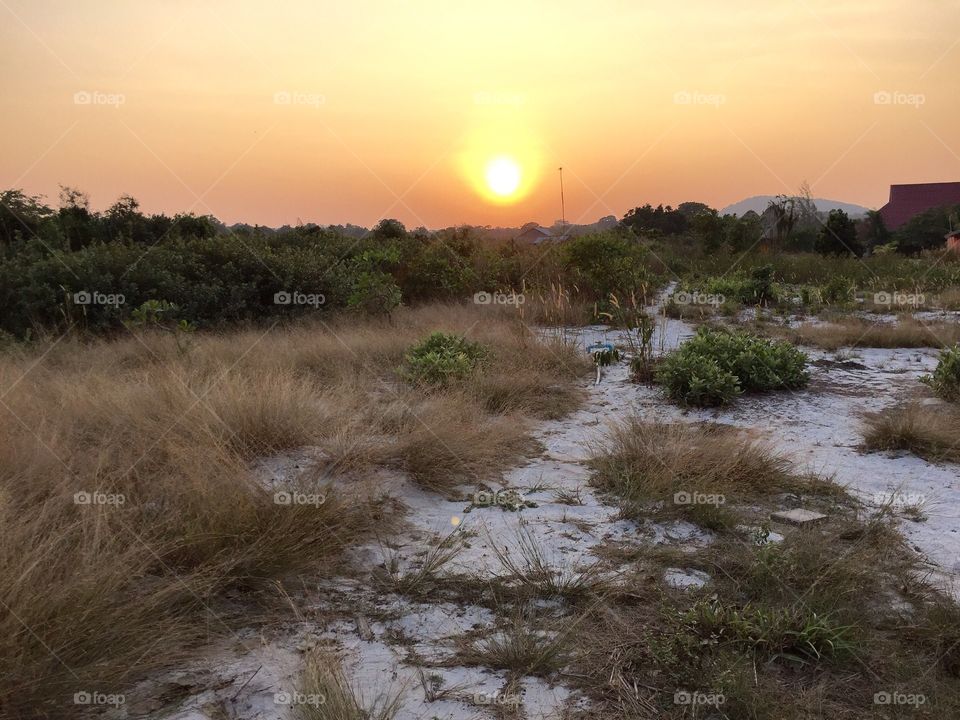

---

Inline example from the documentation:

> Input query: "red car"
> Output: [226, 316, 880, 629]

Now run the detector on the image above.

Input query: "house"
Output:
[516, 224, 557, 244]
[878, 182, 960, 230]
[516, 225, 553, 243]
[946, 230, 960, 253]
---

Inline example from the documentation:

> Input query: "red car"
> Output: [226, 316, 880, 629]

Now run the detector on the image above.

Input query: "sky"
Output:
[1, 0, 959, 228]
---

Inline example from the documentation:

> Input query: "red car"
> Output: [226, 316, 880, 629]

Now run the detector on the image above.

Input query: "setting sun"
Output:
[485, 156, 521, 198]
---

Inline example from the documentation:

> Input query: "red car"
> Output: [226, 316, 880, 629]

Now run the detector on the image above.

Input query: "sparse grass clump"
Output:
[458, 611, 570, 677]
[655, 327, 808, 406]
[491, 521, 608, 602]
[864, 402, 960, 463]
[296, 651, 403, 720]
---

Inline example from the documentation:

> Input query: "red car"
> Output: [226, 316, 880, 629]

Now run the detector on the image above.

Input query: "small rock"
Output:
[664, 568, 710, 590]
[771, 508, 828, 526]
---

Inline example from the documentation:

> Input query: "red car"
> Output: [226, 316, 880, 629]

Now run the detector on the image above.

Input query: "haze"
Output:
[2, 0, 958, 227]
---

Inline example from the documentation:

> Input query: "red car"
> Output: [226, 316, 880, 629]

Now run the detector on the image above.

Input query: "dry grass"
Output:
[777, 317, 960, 350]
[0, 303, 589, 718]
[576, 416, 960, 718]
[864, 402, 960, 464]
[457, 609, 571, 677]
[589, 418, 807, 529]
[372, 531, 464, 597]
[296, 651, 404, 720]
[491, 520, 609, 602]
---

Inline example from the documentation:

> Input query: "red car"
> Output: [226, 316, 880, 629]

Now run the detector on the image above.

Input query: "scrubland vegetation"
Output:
[864, 345, 960, 463]
[585, 417, 960, 719]
[655, 327, 809, 406]
[0, 305, 588, 718]
[2, 187, 960, 343]
[3, 186, 960, 719]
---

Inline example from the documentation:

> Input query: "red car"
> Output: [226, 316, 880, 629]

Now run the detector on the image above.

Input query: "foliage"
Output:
[923, 344, 960, 402]
[656, 327, 809, 406]
[562, 232, 650, 301]
[620, 203, 688, 236]
[679, 599, 856, 665]
[687, 265, 778, 306]
[348, 270, 402, 315]
[895, 204, 960, 255]
[400, 331, 487, 387]
[815, 209, 863, 257]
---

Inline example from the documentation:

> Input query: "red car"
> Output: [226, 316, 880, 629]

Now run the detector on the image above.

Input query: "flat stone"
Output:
[663, 568, 710, 590]
[771, 508, 828, 526]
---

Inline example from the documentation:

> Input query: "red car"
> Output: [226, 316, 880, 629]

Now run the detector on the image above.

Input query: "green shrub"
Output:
[400, 332, 487, 387]
[923, 344, 960, 402]
[656, 327, 808, 406]
[348, 270, 402, 315]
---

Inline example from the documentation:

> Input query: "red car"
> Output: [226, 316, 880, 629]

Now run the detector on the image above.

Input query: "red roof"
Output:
[879, 182, 960, 230]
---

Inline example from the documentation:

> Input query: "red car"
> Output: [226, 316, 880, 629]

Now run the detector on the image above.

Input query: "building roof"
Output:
[516, 225, 553, 242]
[879, 182, 960, 230]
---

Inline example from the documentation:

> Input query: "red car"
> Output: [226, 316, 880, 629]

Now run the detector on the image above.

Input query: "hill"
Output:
[722, 195, 871, 218]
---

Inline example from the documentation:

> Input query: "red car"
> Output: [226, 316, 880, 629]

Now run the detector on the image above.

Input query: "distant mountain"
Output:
[721, 196, 871, 218]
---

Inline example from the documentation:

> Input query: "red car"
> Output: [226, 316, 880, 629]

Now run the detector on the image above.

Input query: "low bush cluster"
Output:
[924, 344, 960, 402]
[400, 331, 487, 386]
[656, 327, 809, 406]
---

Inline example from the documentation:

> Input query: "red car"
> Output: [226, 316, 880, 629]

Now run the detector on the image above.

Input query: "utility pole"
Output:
[559, 167, 565, 227]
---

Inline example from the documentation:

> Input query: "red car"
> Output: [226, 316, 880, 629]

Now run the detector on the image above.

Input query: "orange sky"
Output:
[2, 0, 959, 228]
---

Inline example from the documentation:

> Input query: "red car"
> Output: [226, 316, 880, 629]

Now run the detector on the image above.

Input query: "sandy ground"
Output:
[132, 298, 959, 720]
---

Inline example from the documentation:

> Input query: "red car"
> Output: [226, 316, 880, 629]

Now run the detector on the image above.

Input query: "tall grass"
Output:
[0, 303, 589, 718]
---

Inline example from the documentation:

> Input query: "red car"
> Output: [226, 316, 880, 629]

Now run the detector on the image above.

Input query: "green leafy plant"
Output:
[127, 300, 196, 354]
[923, 344, 960, 402]
[655, 327, 808, 406]
[348, 270, 402, 315]
[400, 331, 487, 387]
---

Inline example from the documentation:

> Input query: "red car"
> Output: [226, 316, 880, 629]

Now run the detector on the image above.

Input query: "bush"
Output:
[400, 331, 487, 387]
[655, 351, 741, 407]
[923, 344, 960, 402]
[348, 270, 402, 315]
[656, 327, 809, 406]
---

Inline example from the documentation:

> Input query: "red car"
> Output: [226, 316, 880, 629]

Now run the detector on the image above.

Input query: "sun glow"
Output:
[459, 121, 543, 206]
[485, 156, 522, 197]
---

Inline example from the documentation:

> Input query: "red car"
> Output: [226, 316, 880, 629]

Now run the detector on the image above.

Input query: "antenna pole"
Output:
[559, 167, 565, 226]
